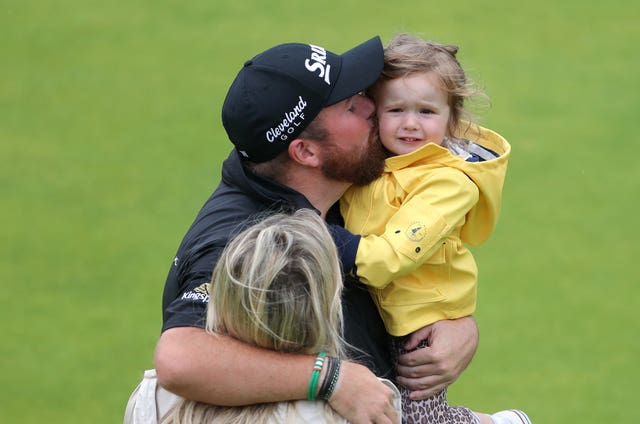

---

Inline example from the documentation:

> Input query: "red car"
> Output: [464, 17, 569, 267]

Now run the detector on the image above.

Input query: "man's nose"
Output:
[355, 94, 375, 119]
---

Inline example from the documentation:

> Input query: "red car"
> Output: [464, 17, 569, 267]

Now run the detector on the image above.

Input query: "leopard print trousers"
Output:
[392, 337, 480, 424]
[398, 385, 480, 424]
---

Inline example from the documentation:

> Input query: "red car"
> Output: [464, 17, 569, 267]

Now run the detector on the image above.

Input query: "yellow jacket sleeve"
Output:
[355, 168, 479, 288]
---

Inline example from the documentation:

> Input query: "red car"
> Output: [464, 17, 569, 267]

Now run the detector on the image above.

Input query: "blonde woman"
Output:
[163, 209, 400, 423]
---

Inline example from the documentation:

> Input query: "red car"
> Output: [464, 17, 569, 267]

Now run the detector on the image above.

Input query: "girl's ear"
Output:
[288, 138, 322, 168]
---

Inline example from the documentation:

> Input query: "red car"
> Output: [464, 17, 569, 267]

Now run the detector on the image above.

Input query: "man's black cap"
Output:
[222, 36, 384, 162]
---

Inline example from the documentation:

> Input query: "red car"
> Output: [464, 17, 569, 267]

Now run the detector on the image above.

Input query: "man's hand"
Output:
[395, 316, 479, 400]
[329, 361, 400, 424]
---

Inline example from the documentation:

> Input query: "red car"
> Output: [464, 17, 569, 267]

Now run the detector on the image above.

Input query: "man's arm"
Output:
[155, 326, 399, 423]
[395, 316, 479, 400]
[155, 327, 306, 404]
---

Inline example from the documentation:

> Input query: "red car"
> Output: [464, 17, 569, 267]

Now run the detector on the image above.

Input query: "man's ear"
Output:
[288, 138, 322, 168]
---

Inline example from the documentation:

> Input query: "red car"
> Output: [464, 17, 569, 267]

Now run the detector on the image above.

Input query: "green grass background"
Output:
[2, 0, 638, 422]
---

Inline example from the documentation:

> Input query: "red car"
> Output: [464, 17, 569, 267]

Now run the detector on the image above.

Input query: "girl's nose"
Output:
[402, 113, 418, 130]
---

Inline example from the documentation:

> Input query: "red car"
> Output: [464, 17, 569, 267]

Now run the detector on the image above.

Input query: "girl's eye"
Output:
[421, 109, 434, 114]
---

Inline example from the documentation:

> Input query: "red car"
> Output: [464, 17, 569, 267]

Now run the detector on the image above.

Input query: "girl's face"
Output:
[374, 71, 450, 156]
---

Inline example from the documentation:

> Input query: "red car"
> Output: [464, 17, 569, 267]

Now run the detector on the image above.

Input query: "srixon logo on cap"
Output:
[305, 44, 331, 85]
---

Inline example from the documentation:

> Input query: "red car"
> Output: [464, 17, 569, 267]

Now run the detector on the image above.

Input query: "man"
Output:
[155, 36, 479, 423]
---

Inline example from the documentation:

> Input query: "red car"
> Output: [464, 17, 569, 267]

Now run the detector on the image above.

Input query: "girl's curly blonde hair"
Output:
[370, 33, 486, 138]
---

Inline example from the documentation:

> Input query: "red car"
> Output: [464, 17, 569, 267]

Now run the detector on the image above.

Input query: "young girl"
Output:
[163, 209, 400, 423]
[340, 34, 531, 424]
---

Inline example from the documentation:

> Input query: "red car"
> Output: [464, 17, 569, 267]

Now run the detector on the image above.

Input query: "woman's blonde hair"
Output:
[164, 209, 346, 424]
[370, 33, 487, 138]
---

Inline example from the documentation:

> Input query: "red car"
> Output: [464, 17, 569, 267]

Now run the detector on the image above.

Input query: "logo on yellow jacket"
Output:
[406, 222, 426, 242]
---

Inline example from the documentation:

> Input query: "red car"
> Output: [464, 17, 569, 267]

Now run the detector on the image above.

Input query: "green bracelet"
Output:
[307, 352, 327, 400]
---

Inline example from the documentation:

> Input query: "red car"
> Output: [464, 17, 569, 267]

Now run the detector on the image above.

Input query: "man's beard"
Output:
[321, 131, 386, 186]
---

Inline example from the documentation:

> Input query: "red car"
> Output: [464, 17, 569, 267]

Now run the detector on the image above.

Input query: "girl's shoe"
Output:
[491, 409, 532, 424]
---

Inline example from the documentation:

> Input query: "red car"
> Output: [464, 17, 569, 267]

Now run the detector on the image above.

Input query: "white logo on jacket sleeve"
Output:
[305, 44, 331, 85]
[180, 283, 211, 303]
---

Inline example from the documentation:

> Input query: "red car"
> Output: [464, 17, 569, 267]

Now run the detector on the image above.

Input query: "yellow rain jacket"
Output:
[340, 125, 510, 336]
